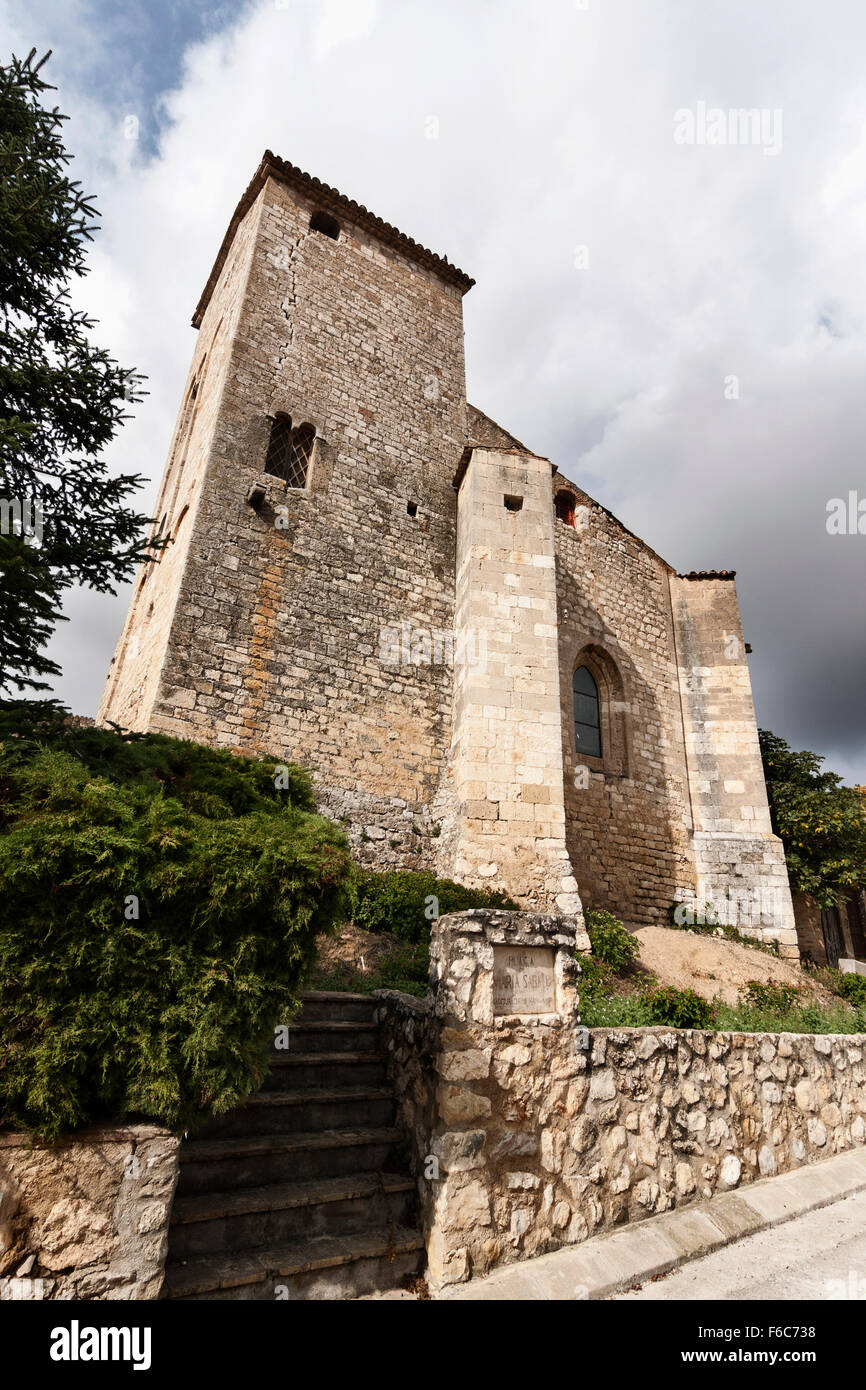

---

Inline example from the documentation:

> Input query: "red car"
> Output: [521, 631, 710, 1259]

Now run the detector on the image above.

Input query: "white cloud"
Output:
[1, 0, 864, 780]
[312, 0, 380, 60]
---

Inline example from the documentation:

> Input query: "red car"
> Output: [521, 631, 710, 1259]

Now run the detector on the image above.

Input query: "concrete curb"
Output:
[438, 1146, 866, 1300]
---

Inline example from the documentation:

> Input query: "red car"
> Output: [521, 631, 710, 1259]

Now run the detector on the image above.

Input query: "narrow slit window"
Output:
[407, 500, 418, 517]
[573, 665, 601, 759]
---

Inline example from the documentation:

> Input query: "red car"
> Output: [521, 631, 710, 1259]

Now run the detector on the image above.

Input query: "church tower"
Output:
[99, 151, 480, 869]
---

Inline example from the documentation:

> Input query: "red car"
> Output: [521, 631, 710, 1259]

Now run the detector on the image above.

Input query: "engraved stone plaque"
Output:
[492, 946, 556, 1015]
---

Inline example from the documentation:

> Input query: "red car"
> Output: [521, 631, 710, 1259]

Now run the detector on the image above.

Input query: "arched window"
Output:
[573, 665, 601, 758]
[290, 423, 316, 485]
[310, 209, 340, 240]
[264, 414, 315, 488]
[555, 491, 577, 528]
[265, 413, 294, 480]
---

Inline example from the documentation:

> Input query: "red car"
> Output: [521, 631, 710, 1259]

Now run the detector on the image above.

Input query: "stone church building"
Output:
[98, 151, 797, 956]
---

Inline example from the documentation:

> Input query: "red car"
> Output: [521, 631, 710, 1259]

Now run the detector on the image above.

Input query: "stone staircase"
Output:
[162, 991, 425, 1300]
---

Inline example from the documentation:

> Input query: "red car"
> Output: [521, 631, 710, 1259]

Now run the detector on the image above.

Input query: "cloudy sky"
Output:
[3, 0, 864, 782]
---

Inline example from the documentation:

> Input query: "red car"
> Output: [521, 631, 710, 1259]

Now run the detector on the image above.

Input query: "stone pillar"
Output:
[423, 907, 589, 1289]
[670, 575, 798, 956]
[450, 446, 583, 915]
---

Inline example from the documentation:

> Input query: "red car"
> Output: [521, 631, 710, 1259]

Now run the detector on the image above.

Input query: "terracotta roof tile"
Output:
[677, 570, 737, 580]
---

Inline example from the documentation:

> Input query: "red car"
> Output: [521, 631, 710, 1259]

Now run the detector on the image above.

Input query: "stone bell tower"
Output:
[98, 152, 474, 846]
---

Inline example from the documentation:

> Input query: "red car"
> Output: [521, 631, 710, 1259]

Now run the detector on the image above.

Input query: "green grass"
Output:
[578, 967, 866, 1035]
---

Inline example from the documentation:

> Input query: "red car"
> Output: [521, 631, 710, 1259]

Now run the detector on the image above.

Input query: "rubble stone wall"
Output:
[376, 910, 866, 1290]
[0, 1125, 179, 1300]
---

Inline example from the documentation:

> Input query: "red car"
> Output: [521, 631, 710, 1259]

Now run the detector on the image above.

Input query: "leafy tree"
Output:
[759, 728, 866, 907]
[0, 49, 156, 693]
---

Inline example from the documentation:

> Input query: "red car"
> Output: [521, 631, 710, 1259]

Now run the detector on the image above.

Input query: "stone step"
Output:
[164, 987, 425, 1300]
[169, 1171, 416, 1259]
[285, 1020, 379, 1054]
[195, 1088, 395, 1139]
[298, 990, 378, 1023]
[262, 1051, 386, 1091]
[163, 1226, 425, 1301]
[176, 1127, 406, 1195]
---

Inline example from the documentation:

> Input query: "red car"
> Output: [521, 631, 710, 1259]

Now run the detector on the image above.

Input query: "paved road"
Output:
[614, 1189, 866, 1300]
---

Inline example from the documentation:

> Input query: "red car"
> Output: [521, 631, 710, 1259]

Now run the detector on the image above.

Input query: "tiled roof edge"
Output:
[192, 151, 475, 327]
[677, 570, 737, 580]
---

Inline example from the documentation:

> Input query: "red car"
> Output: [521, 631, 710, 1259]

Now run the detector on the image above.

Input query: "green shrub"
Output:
[578, 989, 655, 1028]
[714, 996, 866, 1035]
[739, 980, 803, 1013]
[371, 939, 431, 998]
[0, 719, 351, 1139]
[576, 954, 614, 996]
[836, 972, 866, 1007]
[350, 869, 518, 943]
[641, 986, 715, 1029]
[584, 909, 639, 972]
[0, 699, 313, 815]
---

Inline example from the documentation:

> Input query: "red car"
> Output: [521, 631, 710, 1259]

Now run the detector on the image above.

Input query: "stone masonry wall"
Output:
[450, 448, 583, 912]
[98, 192, 262, 732]
[100, 169, 470, 872]
[553, 476, 696, 928]
[376, 910, 866, 1291]
[0, 1125, 179, 1300]
[670, 574, 797, 954]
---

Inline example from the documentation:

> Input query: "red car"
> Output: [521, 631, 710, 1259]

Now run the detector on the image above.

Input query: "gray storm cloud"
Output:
[2, 0, 862, 781]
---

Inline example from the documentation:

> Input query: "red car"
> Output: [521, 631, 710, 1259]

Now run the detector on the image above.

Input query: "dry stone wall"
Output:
[376, 909, 866, 1291]
[0, 1125, 179, 1300]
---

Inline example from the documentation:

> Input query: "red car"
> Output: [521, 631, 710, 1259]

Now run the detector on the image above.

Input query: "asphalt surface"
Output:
[614, 1188, 866, 1300]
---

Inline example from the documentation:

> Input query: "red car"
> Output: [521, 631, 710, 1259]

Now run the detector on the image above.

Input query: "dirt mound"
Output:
[634, 926, 836, 1007]
[314, 921, 403, 982]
